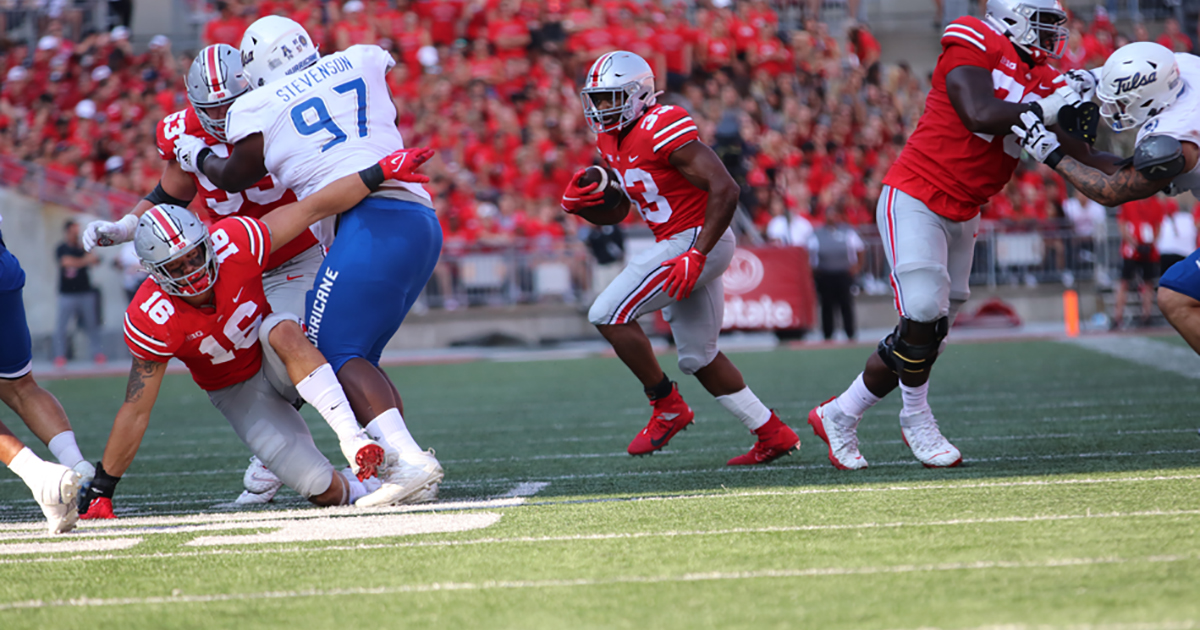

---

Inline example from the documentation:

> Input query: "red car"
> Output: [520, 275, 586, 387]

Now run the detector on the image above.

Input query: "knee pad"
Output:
[876, 316, 949, 375]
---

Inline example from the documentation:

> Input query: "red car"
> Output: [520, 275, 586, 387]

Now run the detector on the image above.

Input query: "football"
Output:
[573, 165, 629, 225]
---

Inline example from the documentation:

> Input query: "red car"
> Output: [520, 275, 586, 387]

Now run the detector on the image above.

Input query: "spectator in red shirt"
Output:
[202, 2, 247, 47]
[334, 1, 375, 50]
[1114, 196, 1166, 328]
[698, 17, 735, 75]
[1157, 17, 1193, 53]
[655, 9, 695, 90]
[487, 1, 531, 62]
[420, 0, 465, 46]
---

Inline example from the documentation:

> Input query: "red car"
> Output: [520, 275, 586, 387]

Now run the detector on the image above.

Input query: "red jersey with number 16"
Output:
[123, 216, 272, 391]
[595, 104, 706, 241]
[155, 107, 315, 270]
[883, 16, 1063, 221]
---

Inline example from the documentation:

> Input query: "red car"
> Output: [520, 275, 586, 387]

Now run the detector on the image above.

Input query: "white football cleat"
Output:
[235, 456, 282, 505]
[340, 431, 387, 481]
[28, 461, 82, 534]
[807, 397, 867, 470]
[355, 449, 444, 508]
[899, 409, 962, 468]
[405, 482, 439, 504]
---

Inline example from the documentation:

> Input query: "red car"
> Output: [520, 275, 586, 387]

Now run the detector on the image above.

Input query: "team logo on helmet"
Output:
[145, 207, 189, 255]
[1114, 72, 1157, 94]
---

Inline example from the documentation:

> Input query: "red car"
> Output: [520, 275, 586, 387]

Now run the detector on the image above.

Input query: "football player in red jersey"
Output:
[562, 51, 800, 465]
[84, 44, 324, 321]
[807, 0, 1107, 470]
[83, 44, 331, 501]
[78, 148, 436, 518]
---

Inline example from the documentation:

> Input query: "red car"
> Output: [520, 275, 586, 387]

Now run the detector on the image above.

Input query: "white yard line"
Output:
[3, 472, 1198, 534]
[1066, 336, 1200, 379]
[0, 481, 1197, 556]
[1, 551, 1196, 610]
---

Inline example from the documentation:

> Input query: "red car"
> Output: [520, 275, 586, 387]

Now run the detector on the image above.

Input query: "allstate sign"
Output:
[721, 247, 815, 331]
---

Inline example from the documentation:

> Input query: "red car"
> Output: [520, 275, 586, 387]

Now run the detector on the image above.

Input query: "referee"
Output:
[809, 205, 865, 342]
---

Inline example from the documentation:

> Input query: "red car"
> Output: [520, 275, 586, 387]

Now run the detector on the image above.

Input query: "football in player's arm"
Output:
[80, 149, 433, 517]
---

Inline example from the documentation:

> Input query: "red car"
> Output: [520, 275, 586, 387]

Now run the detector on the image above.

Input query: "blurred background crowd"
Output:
[1, 0, 1199, 323]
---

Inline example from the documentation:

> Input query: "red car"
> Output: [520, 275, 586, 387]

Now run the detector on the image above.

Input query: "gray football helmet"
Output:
[985, 0, 1068, 62]
[580, 51, 660, 134]
[186, 44, 250, 142]
[134, 204, 218, 297]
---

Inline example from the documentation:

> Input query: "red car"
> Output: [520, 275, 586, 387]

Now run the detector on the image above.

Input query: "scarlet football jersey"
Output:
[595, 104, 705, 241]
[154, 107, 316, 270]
[123, 216, 272, 391]
[883, 16, 1064, 221]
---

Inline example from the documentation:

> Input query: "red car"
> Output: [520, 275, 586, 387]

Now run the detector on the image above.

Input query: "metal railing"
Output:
[0, 155, 140, 219]
[855, 221, 1119, 296]
[423, 240, 596, 311]
[2, 0, 108, 47]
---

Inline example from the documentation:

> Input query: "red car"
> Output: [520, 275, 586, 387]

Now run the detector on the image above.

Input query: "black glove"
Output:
[1057, 102, 1100, 145]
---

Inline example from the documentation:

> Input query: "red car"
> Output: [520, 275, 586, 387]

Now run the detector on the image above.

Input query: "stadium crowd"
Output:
[0, 1, 1196, 266]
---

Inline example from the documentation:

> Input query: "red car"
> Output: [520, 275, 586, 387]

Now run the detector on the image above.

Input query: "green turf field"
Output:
[1, 336, 1198, 629]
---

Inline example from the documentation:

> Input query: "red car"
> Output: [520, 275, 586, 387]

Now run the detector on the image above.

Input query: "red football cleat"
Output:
[80, 497, 116, 520]
[627, 384, 695, 456]
[727, 412, 801, 465]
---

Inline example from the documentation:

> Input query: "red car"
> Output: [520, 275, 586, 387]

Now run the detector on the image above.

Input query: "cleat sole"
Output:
[354, 444, 387, 481]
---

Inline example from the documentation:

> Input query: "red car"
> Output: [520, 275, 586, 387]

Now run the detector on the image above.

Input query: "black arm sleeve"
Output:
[144, 182, 191, 207]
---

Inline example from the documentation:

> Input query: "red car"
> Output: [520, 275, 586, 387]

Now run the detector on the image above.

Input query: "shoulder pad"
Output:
[1132, 134, 1186, 181]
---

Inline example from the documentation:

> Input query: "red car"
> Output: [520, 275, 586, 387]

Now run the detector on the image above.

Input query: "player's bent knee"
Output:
[588, 302, 615, 326]
[877, 316, 949, 374]
[677, 350, 716, 376]
[261, 312, 303, 345]
[1157, 286, 1196, 324]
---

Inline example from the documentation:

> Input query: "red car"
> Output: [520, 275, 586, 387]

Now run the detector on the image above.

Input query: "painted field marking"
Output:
[0, 538, 142, 555]
[2, 504, 1198, 562]
[4, 471, 1198, 531]
[1067, 336, 1200, 379]
[2, 552, 1197, 611]
[186, 512, 501, 546]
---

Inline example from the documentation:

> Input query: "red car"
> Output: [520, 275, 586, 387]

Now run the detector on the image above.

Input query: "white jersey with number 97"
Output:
[226, 44, 430, 203]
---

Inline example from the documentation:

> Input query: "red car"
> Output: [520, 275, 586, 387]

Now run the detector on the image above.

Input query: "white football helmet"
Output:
[1097, 42, 1183, 132]
[985, 0, 1068, 62]
[186, 44, 249, 142]
[580, 51, 660, 134]
[134, 205, 218, 297]
[240, 15, 319, 89]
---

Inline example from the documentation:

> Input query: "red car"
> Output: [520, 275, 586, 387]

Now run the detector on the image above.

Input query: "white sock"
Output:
[295, 364, 361, 443]
[8, 447, 43, 484]
[716, 387, 773, 431]
[835, 373, 880, 419]
[338, 468, 372, 504]
[899, 382, 931, 426]
[365, 408, 424, 458]
[47, 431, 85, 469]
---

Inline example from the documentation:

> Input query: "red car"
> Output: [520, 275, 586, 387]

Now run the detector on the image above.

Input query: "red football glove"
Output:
[660, 248, 707, 300]
[79, 497, 116, 520]
[561, 168, 606, 214]
[379, 147, 435, 183]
